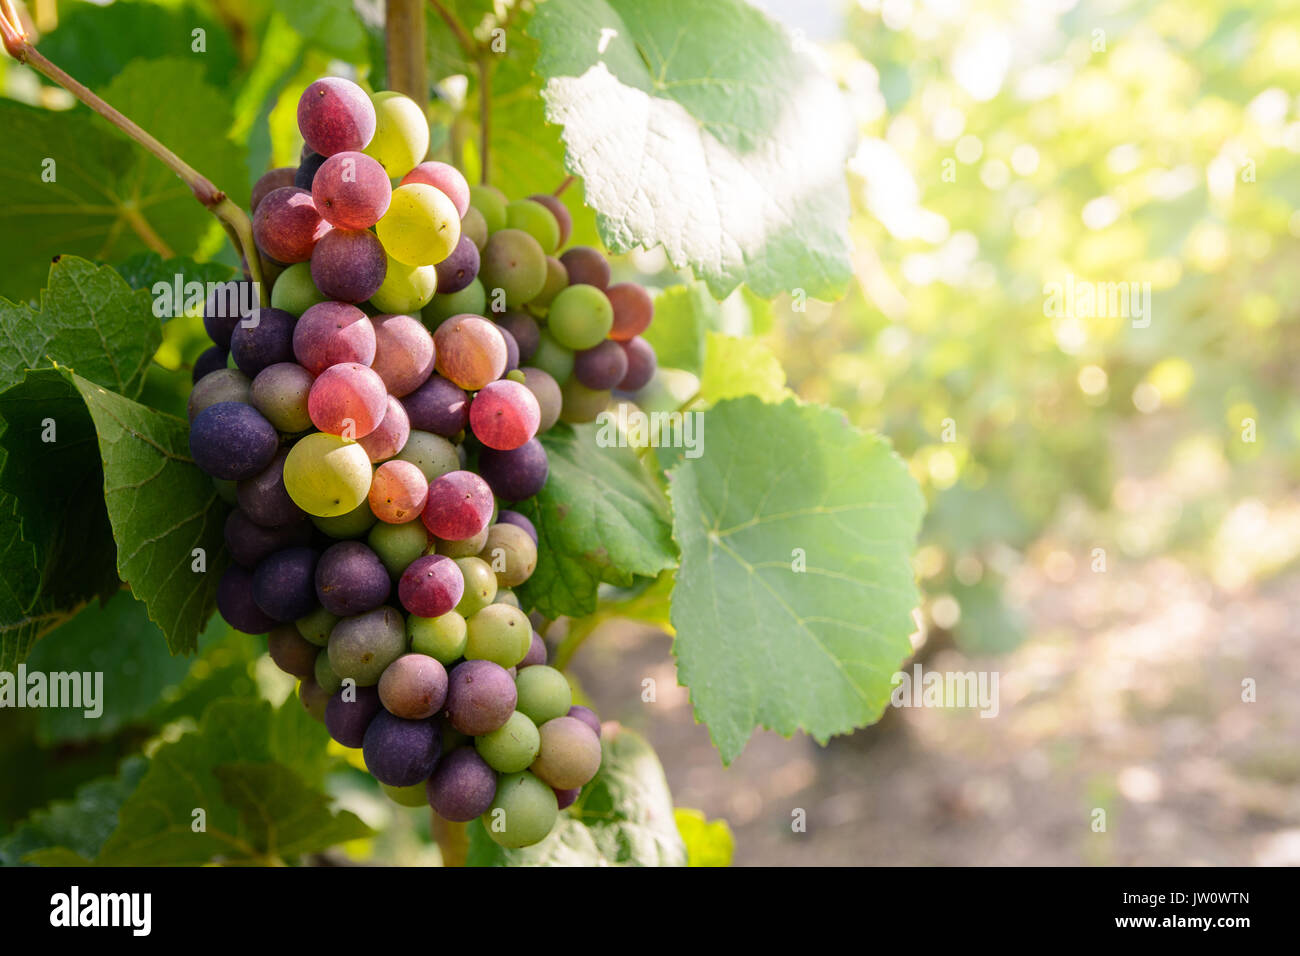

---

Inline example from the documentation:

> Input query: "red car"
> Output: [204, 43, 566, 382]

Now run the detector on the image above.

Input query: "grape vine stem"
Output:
[0, 2, 267, 303]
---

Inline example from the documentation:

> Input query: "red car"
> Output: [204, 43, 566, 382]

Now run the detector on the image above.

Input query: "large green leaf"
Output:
[84, 698, 369, 865]
[528, 0, 855, 299]
[279, 0, 369, 61]
[514, 424, 677, 618]
[24, 591, 199, 744]
[698, 332, 788, 404]
[642, 282, 719, 375]
[667, 397, 924, 763]
[0, 756, 148, 867]
[112, 252, 239, 296]
[467, 725, 685, 866]
[0, 59, 245, 299]
[38, 0, 239, 91]
[0, 255, 159, 397]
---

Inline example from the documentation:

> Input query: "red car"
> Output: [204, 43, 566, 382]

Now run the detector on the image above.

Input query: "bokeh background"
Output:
[2, 0, 1298, 866]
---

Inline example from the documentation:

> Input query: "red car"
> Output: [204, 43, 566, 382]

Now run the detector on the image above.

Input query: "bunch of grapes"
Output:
[184, 76, 649, 849]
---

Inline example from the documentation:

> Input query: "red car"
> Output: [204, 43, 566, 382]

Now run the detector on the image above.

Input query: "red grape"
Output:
[369, 459, 429, 524]
[308, 362, 389, 437]
[422, 470, 494, 541]
[293, 301, 376, 374]
[312, 151, 392, 229]
[469, 380, 541, 450]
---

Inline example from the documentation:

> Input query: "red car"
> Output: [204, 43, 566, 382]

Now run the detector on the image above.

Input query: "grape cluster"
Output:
[185, 76, 644, 848]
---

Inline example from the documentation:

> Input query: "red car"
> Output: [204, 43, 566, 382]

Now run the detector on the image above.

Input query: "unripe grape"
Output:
[378, 183, 461, 267]
[282, 432, 373, 517]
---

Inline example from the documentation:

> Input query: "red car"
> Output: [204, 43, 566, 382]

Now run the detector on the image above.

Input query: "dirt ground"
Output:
[568, 561, 1300, 866]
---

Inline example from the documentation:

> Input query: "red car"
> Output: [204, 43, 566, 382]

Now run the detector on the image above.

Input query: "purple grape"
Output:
[400, 374, 469, 437]
[426, 748, 497, 821]
[189, 401, 279, 480]
[252, 546, 320, 622]
[325, 684, 382, 748]
[236, 449, 305, 528]
[203, 280, 256, 349]
[444, 659, 516, 735]
[495, 312, 540, 363]
[619, 337, 657, 392]
[315, 540, 392, 616]
[558, 246, 610, 289]
[192, 346, 228, 383]
[496, 510, 538, 545]
[378, 653, 449, 720]
[217, 564, 278, 634]
[433, 235, 480, 294]
[230, 307, 296, 377]
[567, 705, 601, 738]
[554, 787, 580, 810]
[295, 150, 327, 190]
[497, 325, 520, 372]
[519, 630, 547, 668]
[362, 711, 442, 787]
[573, 340, 629, 390]
[477, 439, 549, 502]
[224, 509, 312, 568]
[310, 229, 387, 303]
[268, 624, 319, 679]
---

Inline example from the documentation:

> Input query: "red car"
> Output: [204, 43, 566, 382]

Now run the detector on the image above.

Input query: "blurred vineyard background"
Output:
[2, 0, 1298, 866]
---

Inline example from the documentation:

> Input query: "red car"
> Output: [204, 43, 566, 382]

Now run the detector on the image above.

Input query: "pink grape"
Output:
[421, 470, 494, 541]
[398, 554, 465, 618]
[252, 167, 297, 213]
[357, 395, 411, 462]
[400, 161, 470, 217]
[298, 77, 376, 156]
[308, 362, 389, 438]
[606, 282, 653, 341]
[433, 315, 507, 390]
[293, 301, 376, 374]
[371, 314, 436, 397]
[253, 187, 331, 263]
[369, 460, 430, 524]
[311, 151, 392, 229]
[469, 380, 541, 451]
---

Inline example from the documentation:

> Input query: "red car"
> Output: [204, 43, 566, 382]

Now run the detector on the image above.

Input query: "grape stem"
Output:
[0, 3, 268, 304]
[426, 0, 496, 184]
[554, 175, 574, 197]
[385, 0, 428, 109]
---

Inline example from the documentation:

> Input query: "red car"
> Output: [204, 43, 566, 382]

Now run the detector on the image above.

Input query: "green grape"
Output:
[368, 520, 430, 577]
[483, 772, 558, 848]
[461, 206, 488, 250]
[530, 330, 575, 383]
[560, 378, 612, 424]
[421, 278, 486, 328]
[407, 610, 467, 664]
[454, 556, 498, 616]
[377, 183, 461, 267]
[283, 432, 373, 517]
[479, 523, 537, 587]
[314, 647, 344, 694]
[506, 369, 527, 385]
[394, 429, 459, 481]
[548, 284, 614, 350]
[469, 184, 508, 233]
[364, 91, 430, 178]
[271, 261, 327, 316]
[532, 256, 568, 309]
[514, 665, 572, 725]
[370, 255, 438, 313]
[464, 604, 531, 668]
[475, 711, 540, 773]
[478, 229, 547, 307]
[494, 589, 520, 608]
[296, 606, 338, 647]
[311, 498, 378, 539]
[381, 782, 431, 808]
[506, 199, 560, 253]
[433, 525, 489, 558]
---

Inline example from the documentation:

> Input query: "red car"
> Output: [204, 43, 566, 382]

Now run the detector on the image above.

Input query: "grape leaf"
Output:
[90, 698, 368, 865]
[0, 255, 160, 397]
[278, 0, 370, 61]
[112, 252, 239, 296]
[698, 331, 788, 404]
[24, 591, 199, 744]
[0, 59, 245, 299]
[70, 373, 228, 656]
[674, 807, 734, 866]
[0, 756, 148, 867]
[642, 282, 719, 375]
[667, 397, 924, 763]
[514, 424, 677, 618]
[528, 0, 855, 299]
[467, 725, 685, 866]
[38, 0, 239, 91]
